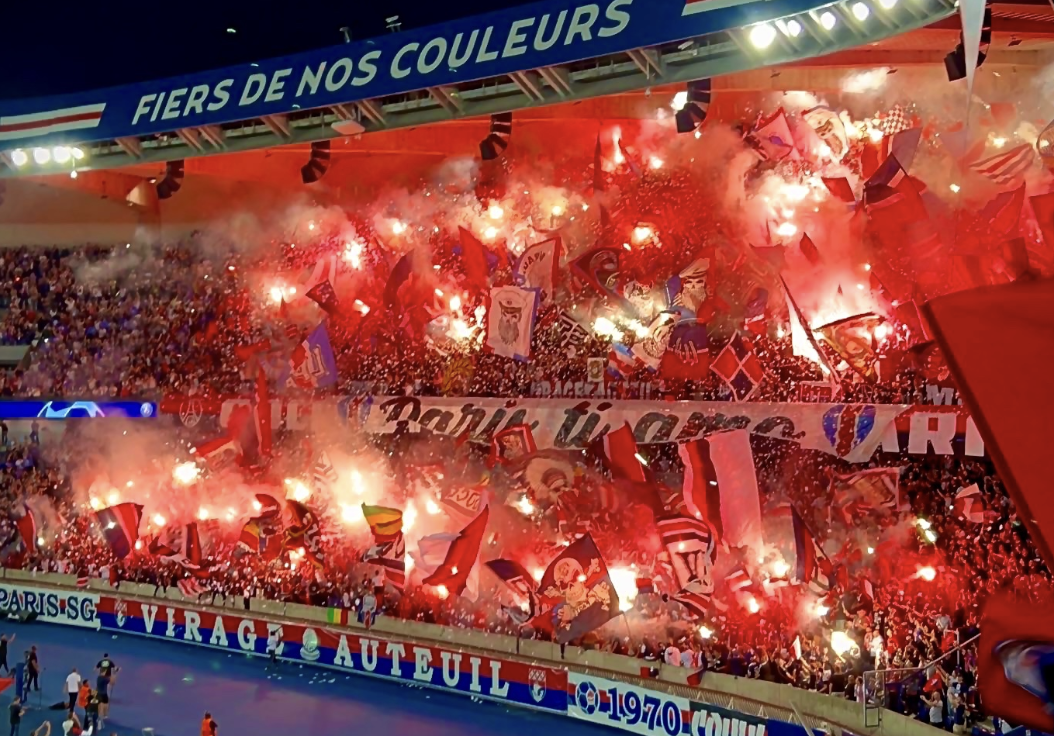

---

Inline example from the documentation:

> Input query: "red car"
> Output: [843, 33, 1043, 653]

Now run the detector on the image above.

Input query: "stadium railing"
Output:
[3, 568, 949, 736]
[862, 634, 981, 728]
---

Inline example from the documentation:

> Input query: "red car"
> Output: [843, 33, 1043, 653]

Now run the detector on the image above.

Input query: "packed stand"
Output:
[0, 409, 1035, 734]
[0, 242, 938, 405]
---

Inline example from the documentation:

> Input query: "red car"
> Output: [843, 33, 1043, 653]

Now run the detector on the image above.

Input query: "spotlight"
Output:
[675, 78, 713, 134]
[820, 11, 837, 29]
[71, 147, 85, 160]
[32, 148, 51, 165]
[156, 159, 185, 200]
[852, 2, 870, 19]
[300, 140, 331, 184]
[749, 23, 777, 49]
[10, 149, 28, 167]
[878, 0, 897, 8]
[52, 146, 71, 164]
[785, 19, 803, 36]
[479, 112, 512, 161]
[70, 171, 78, 179]
[945, 3, 991, 81]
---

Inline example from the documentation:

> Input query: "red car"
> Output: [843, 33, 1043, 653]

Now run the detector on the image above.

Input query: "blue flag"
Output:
[282, 324, 338, 389]
[532, 534, 620, 643]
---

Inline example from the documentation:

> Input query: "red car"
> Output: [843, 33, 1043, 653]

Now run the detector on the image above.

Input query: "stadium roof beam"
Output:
[199, 125, 226, 149]
[176, 128, 205, 153]
[427, 86, 463, 114]
[115, 137, 143, 159]
[261, 114, 292, 139]
[537, 66, 574, 97]
[509, 71, 547, 103]
[356, 100, 386, 127]
[626, 48, 664, 79]
[0, 0, 984, 177]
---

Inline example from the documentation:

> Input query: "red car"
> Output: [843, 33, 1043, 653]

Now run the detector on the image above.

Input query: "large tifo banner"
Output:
[568, 672, 790, 736]
[163, 395, 983, 463]
[97, 598, 566, 713]
[0, 584, 99, 629]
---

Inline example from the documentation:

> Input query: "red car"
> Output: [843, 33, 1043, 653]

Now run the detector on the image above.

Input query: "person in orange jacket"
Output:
[201, 712, 218, 736]
[76, 682, 90, 719]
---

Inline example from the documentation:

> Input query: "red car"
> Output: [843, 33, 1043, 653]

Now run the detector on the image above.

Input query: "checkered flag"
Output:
[711, 333, 765, 401]
[882, 105, 910, 136]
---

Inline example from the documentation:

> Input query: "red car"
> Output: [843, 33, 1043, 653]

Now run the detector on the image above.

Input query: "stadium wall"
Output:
[0, 570, 940, 736]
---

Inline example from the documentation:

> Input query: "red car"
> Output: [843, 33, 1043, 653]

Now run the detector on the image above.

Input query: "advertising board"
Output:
[0, 584, 99, 629]
[97, 597, 566, 713]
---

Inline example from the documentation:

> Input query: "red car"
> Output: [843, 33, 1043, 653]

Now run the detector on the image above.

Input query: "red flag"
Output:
[593, 133, 605, 194]
[983, 184, 1026, 239]
[799, 234, 821, 265]
[488, 425, 536, 467]
[254, 494, 282, 518]
[595, 423, 649, 484]
[16, 505, 36, 553]
[924, 279, 1054, 569]
[989, 102, 1017, 130]
[95, 503, 144, 559]
[1028, 193, 1054, 271]
[305, 279, 341, 315]
[458, 227, 490, 292]
[193, 435, 241, 470]
[821, 177, 855, 204]
[422, 506, 490, 596]
[285, 500, 324, 568]
[679, 430, 763, 552]
[979, 587, 1054, 731]
[254, 369, 272, 458]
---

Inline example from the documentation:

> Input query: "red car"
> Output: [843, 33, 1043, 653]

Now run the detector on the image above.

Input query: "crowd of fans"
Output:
[0, 244, 940, 405]
[0, 241, 1030, 736]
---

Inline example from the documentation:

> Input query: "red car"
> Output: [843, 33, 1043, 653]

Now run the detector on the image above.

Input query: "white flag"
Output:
[631, 312, 678, 371]
[485, 286, 537, 361]
[514, 237, 561, 304]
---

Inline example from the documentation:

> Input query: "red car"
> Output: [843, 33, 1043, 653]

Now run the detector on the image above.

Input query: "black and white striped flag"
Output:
[556, 311, 591, 348]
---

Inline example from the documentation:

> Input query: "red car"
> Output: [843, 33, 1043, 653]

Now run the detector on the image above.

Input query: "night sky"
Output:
[0, 0, 537, 100]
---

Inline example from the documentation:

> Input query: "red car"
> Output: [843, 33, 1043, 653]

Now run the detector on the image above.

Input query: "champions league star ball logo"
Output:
[575, 680, 600, 714]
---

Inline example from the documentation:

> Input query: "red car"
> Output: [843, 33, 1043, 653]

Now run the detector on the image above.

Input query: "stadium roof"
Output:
[0, 0, 976, 176]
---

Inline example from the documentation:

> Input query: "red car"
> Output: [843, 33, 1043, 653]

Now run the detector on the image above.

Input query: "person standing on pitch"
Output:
[65, 668, 82, 711]
[200, 712, 218, 736]
[83, 689, 99, 735]
[0, 633, 15, 675]
[25, 649, 39, 692]
[266, 626, 283, 668]
[9, 696, 25, 736]
[94, 654, 116, 729]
